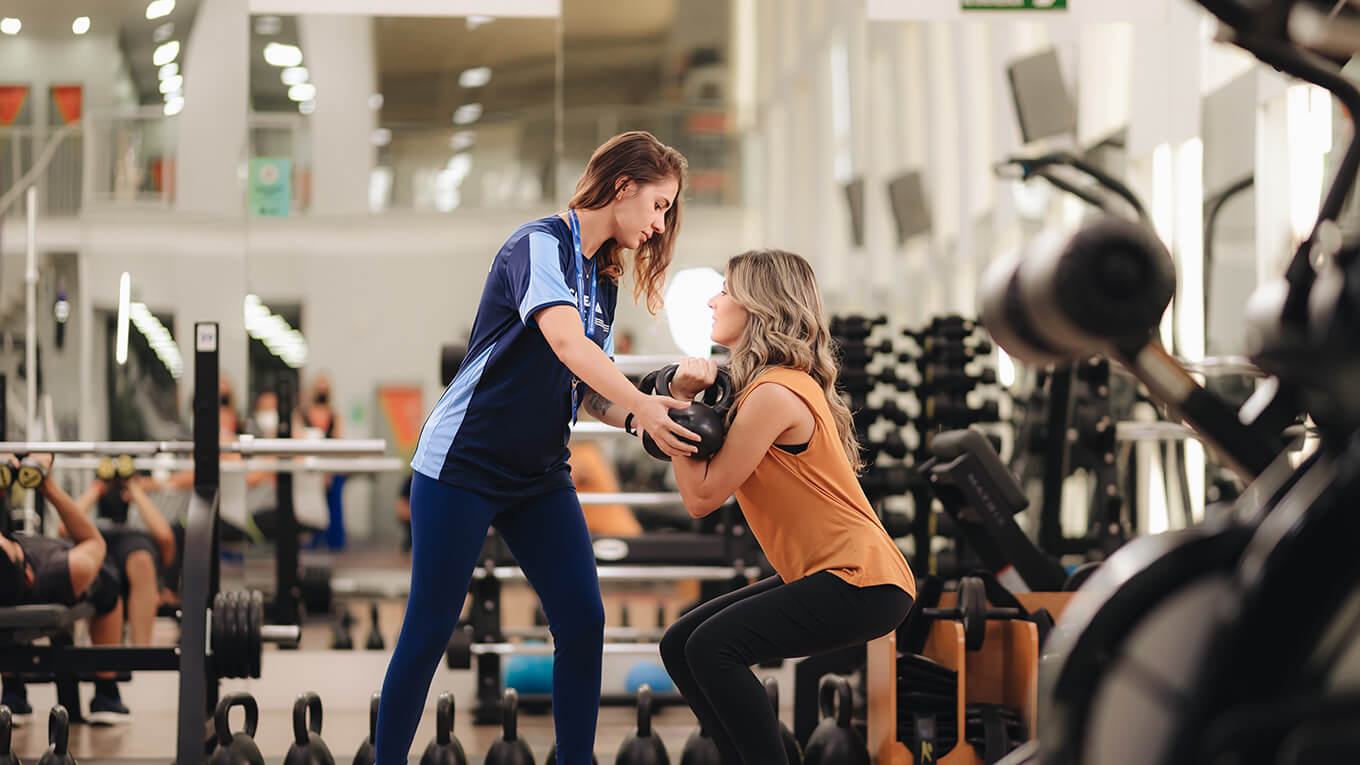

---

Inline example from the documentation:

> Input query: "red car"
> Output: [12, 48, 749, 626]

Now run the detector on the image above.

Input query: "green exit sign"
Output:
[963, 0, 1067, 9]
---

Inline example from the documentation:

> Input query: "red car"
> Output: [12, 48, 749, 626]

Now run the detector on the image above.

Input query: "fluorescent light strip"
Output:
[115, 273, 131, 366]
[243, 294, 308, 368]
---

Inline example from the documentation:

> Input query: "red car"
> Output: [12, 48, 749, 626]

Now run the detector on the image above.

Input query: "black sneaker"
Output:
[1, 693, 33, 727]
[88, 693, 131, 726]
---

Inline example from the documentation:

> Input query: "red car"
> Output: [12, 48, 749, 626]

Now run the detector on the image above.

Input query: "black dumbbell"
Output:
[419, 692, 468, 765]
[484, 689, 534, 765]
[283, 692, 334, 765]
[922, 577, 1023, 651]
[616, 685, 669, 765]
[210, 693, 266, 765]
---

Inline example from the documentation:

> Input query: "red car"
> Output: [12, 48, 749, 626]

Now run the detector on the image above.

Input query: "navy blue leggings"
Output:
[375, 474, 604, 765]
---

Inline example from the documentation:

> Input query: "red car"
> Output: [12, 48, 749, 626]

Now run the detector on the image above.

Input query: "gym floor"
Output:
[5, 571, 798, 763]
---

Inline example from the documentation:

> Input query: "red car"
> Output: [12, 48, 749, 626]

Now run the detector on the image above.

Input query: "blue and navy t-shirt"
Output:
[411, 215, 617, 499]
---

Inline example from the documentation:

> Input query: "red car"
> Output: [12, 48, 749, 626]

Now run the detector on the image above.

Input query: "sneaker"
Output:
[1, 693, 33, 727]
[88, 694, 131, 726]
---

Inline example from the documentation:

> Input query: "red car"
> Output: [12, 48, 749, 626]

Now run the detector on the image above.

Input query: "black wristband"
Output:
[624, 413, 637, 436]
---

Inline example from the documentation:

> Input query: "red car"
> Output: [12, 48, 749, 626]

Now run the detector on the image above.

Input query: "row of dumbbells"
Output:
[833, 315, 1002, 435]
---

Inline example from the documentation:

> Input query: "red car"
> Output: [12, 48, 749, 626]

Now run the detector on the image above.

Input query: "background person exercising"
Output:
[0, 454, 128, 725]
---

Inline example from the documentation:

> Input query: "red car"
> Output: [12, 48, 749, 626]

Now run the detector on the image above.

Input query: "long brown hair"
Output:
[724, 250, 863, 473]
[568, 131, 687, 315]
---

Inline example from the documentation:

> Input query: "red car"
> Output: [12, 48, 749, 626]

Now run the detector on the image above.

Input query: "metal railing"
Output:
[0, 126, 83, 219]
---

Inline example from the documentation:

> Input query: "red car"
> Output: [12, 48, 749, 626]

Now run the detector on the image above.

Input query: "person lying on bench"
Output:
[0, 454, 128, 726]
[71, 473, 176, 648]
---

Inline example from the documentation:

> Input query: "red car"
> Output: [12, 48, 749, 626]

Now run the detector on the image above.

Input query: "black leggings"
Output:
[660, 572, 912, 765]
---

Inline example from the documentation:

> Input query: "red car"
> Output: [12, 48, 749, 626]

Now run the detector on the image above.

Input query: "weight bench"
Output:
[0, 602, 96, 721]
[922, 429, 1068, 592]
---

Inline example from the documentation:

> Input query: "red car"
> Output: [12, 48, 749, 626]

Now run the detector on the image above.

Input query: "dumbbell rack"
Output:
[866, 592, 1073, 765]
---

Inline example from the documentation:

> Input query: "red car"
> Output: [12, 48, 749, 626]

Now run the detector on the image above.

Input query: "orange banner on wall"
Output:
[51, 85, 82, 124]
[0, 86, 28, 126]
[378, 385, 424, 459]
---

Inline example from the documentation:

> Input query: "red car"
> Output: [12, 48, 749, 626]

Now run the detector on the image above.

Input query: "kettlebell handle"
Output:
[48, 704, 69, 754]
[436, 692, 455, 746]
[216, 693, 260, 746]
[292, 692, 323, 746]
[817, 675, 853, 727]
[636, 684, 653, 737]
[368, 692, 380, 741]
[502, 688, 519, 741]
[654, 364, 735, 411]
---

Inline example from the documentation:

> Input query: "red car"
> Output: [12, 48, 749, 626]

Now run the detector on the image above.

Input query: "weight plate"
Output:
[249, 591, 263, 678]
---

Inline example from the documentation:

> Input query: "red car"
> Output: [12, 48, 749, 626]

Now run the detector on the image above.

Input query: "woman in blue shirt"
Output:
[376, 132, 697, 765]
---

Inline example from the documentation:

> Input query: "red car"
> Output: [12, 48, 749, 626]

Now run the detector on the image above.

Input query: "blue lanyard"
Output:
[568, 209, 598, 424]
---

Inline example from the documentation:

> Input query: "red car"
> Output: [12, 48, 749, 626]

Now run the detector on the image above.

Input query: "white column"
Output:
[297, 14, 378, 216]
[175, 0, 250, 216]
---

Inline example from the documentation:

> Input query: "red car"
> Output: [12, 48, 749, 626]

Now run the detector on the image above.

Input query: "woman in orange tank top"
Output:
[654, 249, 915, 765]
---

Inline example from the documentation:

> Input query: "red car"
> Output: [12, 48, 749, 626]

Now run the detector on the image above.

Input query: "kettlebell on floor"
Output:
[420, 692, 468, 765]
[484, 689, 535, 765]
[615, 684, 670, 765]
[209, 693, 266, 765]
[803, 675, 867, 765]
[351, 692, 379, 765]
[765, 677, 803, 764]
[37, 706, 75, 765]
[284, 692, 334, 765]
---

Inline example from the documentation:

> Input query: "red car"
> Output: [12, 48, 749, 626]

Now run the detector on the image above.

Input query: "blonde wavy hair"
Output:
[723, 249, 863, 473]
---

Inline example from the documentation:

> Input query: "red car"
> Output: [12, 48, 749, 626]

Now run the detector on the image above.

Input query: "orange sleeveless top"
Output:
[733, 367, 916, 596]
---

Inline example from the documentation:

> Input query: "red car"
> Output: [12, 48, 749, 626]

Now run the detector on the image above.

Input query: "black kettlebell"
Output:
[36, 706, 74, 765]
[615, 684, 669, 765]
[284, 692, 335, 765]
[209, 693, 265, 765]
[351, 692, 379, 765]
[638, 365, 734, 462]
[678, 724, 720, 765]
[419, 692, 468, 765]
[484, 689, 535, 765]
[802, 676, 866, 765]
[365, 602, 385, 650]
[0, 705, 20, 765]
[764, 678, 802, 764]
[546, 746, 597, 764]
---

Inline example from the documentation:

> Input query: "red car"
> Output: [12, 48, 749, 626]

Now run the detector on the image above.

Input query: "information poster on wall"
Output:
[248, 157, 292, 217]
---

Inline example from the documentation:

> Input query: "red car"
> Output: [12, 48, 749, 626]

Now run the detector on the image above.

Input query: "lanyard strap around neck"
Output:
[568, 209, 597, 341]
[568, 209, 599, 425]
